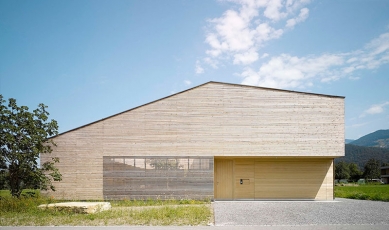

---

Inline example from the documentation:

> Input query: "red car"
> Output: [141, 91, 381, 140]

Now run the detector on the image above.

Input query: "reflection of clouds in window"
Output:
[105, 156, 213, 171]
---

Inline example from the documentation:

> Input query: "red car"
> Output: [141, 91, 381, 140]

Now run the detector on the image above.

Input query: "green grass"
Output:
[335, 184, 389, 201]
[110, 198, 209, 207]
[0, 189, 40, 198]
[0, 190, 212, 226]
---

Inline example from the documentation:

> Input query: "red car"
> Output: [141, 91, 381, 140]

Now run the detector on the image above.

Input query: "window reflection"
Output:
[103, 156, 214, 200]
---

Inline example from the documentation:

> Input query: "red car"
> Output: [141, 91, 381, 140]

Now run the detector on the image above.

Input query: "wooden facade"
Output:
[215, 158, 333, 200]
[42, 81, 344, 200]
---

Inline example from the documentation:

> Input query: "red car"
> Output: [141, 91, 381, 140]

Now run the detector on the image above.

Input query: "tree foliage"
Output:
[348, 162, 362, 182]
[363, 158, 381, 181]
[349, 129, 389, 148]
[335, 144, 389, 169]
[335, 161, 350, 180]
[148, 158, 183, 170]
[0, 95, 62, 197]
[335, 161, 362, 181]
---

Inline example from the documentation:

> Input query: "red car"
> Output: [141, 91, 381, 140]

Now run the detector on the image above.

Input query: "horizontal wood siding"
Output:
[43, 82, 343, 199]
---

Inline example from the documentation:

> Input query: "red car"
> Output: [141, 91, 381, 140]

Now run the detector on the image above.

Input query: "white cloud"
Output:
[195, 60, 204, 74]
[241, 53, 343, 88]
[203, 0, 310, 67]
[347, 122, 369, 128]
[204, 57, 219, 69]
[255, 23, 283, 43]
[286, 7, 309, 28]
[261, 53, 269, 58]
[201, 2, 389, 90]
[360, 102, 389, 117]
[263, 0, 287, 21]
[241, 32, 389, 89]
[184, 80, 192, 86]
[233, 48, 259, 65]
[207, 9, 254, 53]
[348, 76, 360, 80]
[365, 33, 389, 56]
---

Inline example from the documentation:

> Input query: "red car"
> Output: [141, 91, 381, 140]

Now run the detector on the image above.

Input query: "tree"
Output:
[335, 161, 350, 180]
[148, 158, 182, 170]
[0, 95, 62, 197]
[363, 158, 381, 181]
[348, 163, 362, 182]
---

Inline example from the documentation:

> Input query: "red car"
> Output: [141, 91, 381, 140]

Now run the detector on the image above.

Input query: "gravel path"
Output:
[213, 198, 389, 226]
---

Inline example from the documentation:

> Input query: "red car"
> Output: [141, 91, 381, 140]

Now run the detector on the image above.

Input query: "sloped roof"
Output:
[54, 81, 344, 137]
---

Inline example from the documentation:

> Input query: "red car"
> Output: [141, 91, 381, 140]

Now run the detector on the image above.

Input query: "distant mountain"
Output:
[345, 139, 355, 144]
[335, 144, 389, 169]
[350, 129, 389, 149]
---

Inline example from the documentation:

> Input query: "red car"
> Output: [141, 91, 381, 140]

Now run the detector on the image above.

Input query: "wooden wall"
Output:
[214, 159, 233, 199]
[215, 157, 334, 200]
[42, 82, 344, 200]
[254, 158, 333, 200]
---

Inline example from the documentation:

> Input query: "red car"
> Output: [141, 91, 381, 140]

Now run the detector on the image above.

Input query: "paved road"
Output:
[214, 198, 389, 226]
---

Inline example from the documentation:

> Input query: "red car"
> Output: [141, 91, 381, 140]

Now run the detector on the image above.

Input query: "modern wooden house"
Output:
[42, 81, 345, 200]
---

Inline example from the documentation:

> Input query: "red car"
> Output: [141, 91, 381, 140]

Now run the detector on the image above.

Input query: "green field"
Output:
[335, 184, 389, 201]
[0, 190, 212, 226]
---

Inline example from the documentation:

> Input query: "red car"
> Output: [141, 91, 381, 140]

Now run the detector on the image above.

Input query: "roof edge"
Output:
[52, 81, 345, 138]
[209, 81, 345, 99]
[52, 81, 212, 137]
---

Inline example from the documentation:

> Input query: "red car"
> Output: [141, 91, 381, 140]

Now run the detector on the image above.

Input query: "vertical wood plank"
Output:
[215, 159, 233, 199]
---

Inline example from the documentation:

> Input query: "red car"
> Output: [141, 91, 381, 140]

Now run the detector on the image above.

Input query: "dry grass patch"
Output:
[1, 205, 212, 226]
[0, 190, 212, 226]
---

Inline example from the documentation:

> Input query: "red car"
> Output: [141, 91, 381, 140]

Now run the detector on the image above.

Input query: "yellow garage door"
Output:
[215, 158, 333, 200]
[255, 159, 333, 200]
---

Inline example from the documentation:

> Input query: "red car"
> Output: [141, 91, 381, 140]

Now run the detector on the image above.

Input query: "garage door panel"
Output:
[255, 185, 320, 199]
[255, 184, 325, 190]
[255, 159, 331, 200]
[255, 164, 326, 171]
[255, 171, 326, 179]
[216, 158, 333, 200]
[255, 178, 325, 184]
[255, 169, 325, 175]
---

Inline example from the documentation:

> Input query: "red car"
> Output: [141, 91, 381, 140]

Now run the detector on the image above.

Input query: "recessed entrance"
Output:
[214, 158, 333, 200]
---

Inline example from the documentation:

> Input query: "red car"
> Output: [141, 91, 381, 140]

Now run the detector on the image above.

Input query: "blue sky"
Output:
[1, 0, 388, 140]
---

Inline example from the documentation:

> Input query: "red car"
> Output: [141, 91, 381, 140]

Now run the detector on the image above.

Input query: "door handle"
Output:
[240, 179, 249, 184]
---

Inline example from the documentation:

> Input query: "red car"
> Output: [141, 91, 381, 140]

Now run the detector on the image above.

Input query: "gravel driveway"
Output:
[213, 198, 389, 226]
